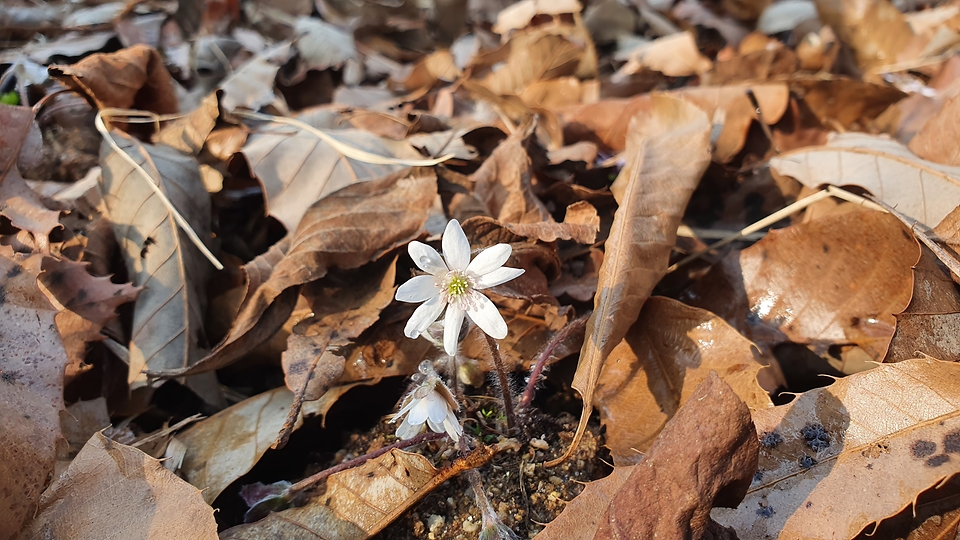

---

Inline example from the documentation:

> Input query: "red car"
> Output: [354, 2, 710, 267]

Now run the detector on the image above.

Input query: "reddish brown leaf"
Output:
[469, 127, 552, 224]
[50, 44, 179, 115]
[539, 372, 758, 539]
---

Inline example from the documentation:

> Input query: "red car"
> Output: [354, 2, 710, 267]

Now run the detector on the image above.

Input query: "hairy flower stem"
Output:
[483, 333, 517, 432]
[284, 431, 444, 495]
[518, 315, 589, 410]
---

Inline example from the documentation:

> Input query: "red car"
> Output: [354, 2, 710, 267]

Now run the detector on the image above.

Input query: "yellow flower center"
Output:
[445, 273, 471, 298]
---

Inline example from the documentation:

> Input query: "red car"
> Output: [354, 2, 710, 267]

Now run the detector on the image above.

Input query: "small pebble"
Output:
[462, 517, 479, 533]
[530, 438, 549, 450]
[427, 514, 444, 534]
[522, 462, 536, 477]
[548, 476, 563, 486]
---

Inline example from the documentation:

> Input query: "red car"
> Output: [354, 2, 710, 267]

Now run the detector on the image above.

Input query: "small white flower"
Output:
[396, 219, 524, 356]
[392, 361, 462, 442]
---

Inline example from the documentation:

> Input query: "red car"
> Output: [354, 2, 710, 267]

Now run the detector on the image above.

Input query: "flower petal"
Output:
[443, 303, 465, 356]
[396, 419, 421, 440]
[406, 394, 434, 425]
[466, 243, 511, 275]
[473, 267, 525, 290]
[408, 241, 447, 275]
[444, 410, 462, 442]
[396, 275, 440, 303]
[404, 296, 446, 339]
[465, 291, 508, 339]
[442, 219, 471, 271]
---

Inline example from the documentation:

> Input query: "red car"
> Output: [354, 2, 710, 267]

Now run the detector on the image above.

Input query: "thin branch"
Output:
[273, 331, 332, 450]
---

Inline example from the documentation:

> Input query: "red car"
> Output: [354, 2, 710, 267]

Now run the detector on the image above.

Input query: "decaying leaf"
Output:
[469, 127, 552, 224]
[0, 247, 68, 540]
[240, 111, 427, 232]
[502, 201, 600, 244]
[99, 130, 213, 385]
[558, 94, 711, 464]
[686, 210, 919, 361]
[220, 450, 440, 540]
[561, 83, 789, 162]
[179, 384, 361, 504]
[39, 257, 139, 381]
[596, 297, 772, 464]
[49, 44, 178, 114]
[539, 372, 759, 539]
[282, 257, 397, 402]
[813, 0, 918, 72]
[164, 170, 436, 378]
[614, 31, 713, 78]
[909, 92, 960, 167]
[18, 432, 218, 540]
[770, 132, 960, 227]
[714, 358, 960, 539]
[152, 92, 221, 156]
[218, 43, 292, 113]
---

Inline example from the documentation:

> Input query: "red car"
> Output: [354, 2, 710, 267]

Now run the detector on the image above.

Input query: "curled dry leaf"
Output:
[502, 201, 600, 244]
[596, 296, 772, 464]
[492, 0, 583, 35]
[282, 257, 397, 403]
[39, 257, 139, 382]
[219, 43, 292, 113]
[614, 31, 713, 78]
[561, 83, 789, 162]
[49, 44, 178, 114]
[558, 94, 711, 465]
[179, 385, 361, 503]
[99, 130, 213, 386]
[714, 358, 960, 539]
[539, 372, 759, 539]
[813, 0, 918, 72]
[240, 111, 427, 232]
[686, 210, 919, 361]
[152, 91, 221, 156]
[18, 432, 218, 540]
[0, 247, 68, 540]
[770, 132, 960, 227]
[166, 170, 437, 378]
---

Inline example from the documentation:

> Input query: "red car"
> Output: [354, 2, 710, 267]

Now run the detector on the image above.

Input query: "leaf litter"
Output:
[4, 0, 960, 539]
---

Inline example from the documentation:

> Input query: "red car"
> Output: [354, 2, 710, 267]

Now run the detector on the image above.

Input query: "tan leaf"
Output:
[49, 44, 178, 115]
[390, 49, 461, 93]
[502, 201, 600, 243]
[179, 385, 359, 504]
[713, 358, 960, 540]
[99, 130, 213, 385]
[614, 31, 713, 78]
[59, 398, 110, 458]
[539, 373, 758, 539]
[492, 0, 583, 35]
[221, 447, 493, 540]
[152, 92, 221, 156]
[561, 83, 789, 162]
[558, 94, 711, 464]
[813, 0, 919, 72]
[18, 432, 217, 540]
[909, 92, 960, 167]
[550, 247, 602, 302]
[282, 257, 397, 402]
[163, 171, 436, 378]
[687, 210, 918, 361]
[596, 297, 772, 464]
[218, 43, 292, 113]
[469, 127, 552, 224]
[39, 258, 139, 382]
[0, 247, 67, 539]
[791, 76, 906, 130]
[293, 16, 357, 73]
[770, 132, 960, 227]
[240, 110, 426, 232]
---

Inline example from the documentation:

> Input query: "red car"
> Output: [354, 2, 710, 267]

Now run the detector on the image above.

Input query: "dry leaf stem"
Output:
[284, 431, 445, 495]
[519, 315, 589, 410]
[484, 333, 517, 432]
[273, 330, 332, 450]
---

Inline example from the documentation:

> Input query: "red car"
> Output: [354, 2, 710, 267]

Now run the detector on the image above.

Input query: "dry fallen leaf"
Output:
[614, 31, 713, 79]
[218, 43, 292, 113]
[909, 91, 960, 167]
[477, 26, 595, 97]
[152, 92, 221, 156]
[770, 132, 960, 227]
[713, 357, 960, 539]
[0, 247, 68, 540]
[99, 130, 213, 386]
[502, 201, 600, 244]
[49, 44, 178, 115]
[813, 0, 919, 72]
[596, 296, 772, 464]
[179, 384, 361, 504]
[240, 110, 427, 232]
[561, 83, 789, 162]
[469, 127, 552, 224]
[18, 432, 218, 540]
[539, 372, 758, 539]
[558, 94, 711, 465]
[685, 210, 919, 361]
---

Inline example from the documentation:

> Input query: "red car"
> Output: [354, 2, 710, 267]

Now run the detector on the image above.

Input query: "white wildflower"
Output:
[392, 361, 462, 442]
[396, 219, 524, 356]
